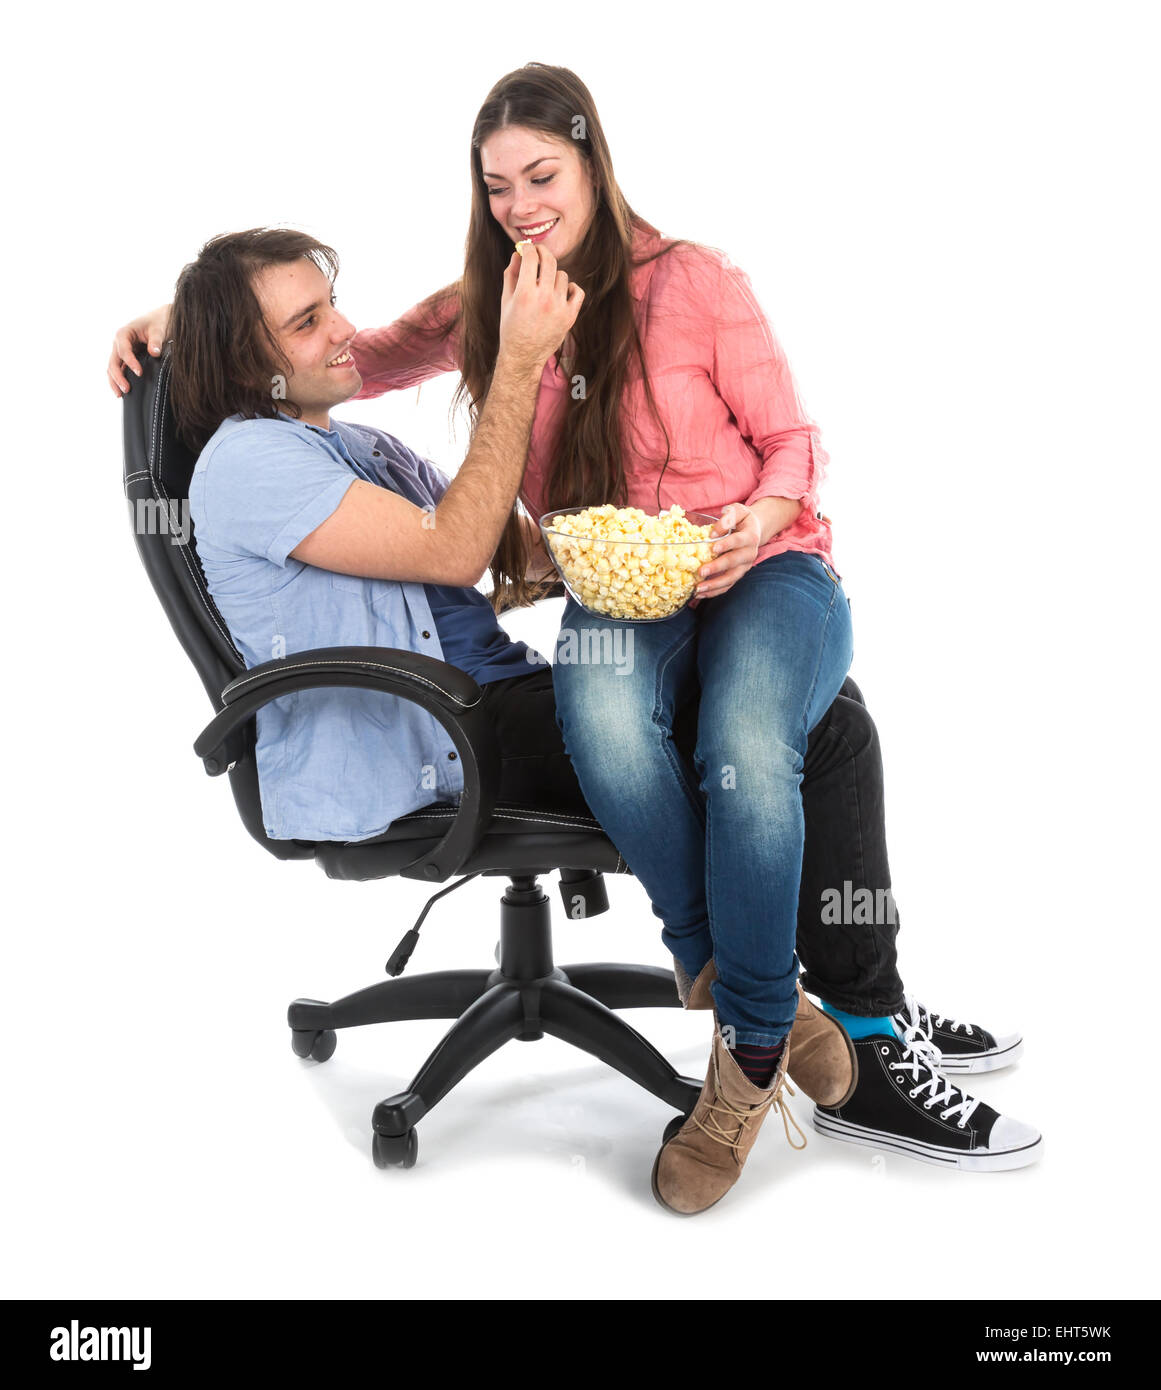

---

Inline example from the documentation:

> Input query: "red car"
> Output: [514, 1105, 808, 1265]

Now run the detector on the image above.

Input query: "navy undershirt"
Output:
[424, 582, 546, 684]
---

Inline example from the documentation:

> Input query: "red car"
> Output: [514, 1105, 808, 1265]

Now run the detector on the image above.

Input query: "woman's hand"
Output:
[108, 303, 173, 397]
[695, 502, 762, 599]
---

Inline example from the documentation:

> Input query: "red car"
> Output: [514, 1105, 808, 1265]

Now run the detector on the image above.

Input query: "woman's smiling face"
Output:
[479, 125, 597, 272]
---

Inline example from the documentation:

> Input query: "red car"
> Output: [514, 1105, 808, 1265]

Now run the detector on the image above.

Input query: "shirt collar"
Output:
[276, 408, 335, 436]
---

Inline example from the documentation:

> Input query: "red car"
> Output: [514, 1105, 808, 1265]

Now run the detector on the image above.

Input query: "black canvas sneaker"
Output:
[813, 1033, 1043, 1171]
[893, 993, 1024, 1073]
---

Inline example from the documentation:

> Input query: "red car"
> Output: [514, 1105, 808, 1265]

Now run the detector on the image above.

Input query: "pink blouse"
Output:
[351, 224, 836, 575]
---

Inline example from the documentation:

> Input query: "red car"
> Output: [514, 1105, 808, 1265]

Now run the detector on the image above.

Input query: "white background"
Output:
[3, 0, 1157, 1301]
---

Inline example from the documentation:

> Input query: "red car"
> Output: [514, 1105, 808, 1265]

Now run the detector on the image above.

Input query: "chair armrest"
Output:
[194, 645, 500, 883]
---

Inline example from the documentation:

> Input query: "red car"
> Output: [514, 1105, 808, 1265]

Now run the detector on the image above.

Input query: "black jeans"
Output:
[478, 666, 905, 1017]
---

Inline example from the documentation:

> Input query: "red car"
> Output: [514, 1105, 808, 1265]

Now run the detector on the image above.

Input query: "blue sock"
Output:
[821, 1000, 900, 1041]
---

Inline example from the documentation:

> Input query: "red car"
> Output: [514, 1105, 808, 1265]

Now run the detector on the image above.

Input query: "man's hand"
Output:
[108, 303, 173, 397]
[498, 245, 584, 376]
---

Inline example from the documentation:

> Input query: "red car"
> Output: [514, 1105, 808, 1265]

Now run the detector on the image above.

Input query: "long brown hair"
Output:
[169, 228, 339, 451]
[404, 63, 687, 611]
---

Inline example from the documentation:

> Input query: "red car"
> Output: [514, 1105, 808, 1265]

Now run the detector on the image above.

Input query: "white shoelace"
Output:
[895, 991, 975, 1039]
[890, 1034, 980, 1128]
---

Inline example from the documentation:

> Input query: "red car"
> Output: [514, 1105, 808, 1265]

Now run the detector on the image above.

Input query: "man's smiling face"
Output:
[252, 258, 362, 429]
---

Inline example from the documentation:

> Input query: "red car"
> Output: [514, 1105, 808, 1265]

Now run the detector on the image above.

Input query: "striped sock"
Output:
[731, 1038, 786, 1088]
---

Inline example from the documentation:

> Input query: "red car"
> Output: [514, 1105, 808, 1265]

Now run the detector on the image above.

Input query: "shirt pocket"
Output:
[329, 570, 411, 648]
[330, 571, 374, 596]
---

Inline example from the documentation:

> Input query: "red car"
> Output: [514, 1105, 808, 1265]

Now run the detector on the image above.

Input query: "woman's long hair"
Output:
[408, 63, 687, 611]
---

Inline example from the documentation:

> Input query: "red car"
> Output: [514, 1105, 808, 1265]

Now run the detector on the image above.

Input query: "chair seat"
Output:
[314, 801, 630, 881]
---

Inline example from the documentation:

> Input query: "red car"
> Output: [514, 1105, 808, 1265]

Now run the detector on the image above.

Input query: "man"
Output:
[110, 228, 1042, 1183]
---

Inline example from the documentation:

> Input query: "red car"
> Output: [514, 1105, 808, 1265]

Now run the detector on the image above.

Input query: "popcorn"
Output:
[543, 504, 717, 620]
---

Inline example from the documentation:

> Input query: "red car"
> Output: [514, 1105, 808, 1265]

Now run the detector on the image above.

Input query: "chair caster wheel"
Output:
[372, 1129, 418, 1169]
[662, 1112, 688, 1144]
[291, 1028, 337, 1062]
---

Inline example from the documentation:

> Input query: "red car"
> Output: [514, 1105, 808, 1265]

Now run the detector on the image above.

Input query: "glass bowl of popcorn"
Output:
[538, 504, 731, 621]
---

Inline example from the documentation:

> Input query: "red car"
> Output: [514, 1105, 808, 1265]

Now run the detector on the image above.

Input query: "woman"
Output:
[107, 64, 1041, 1213]
[449, 66, 851, 1214]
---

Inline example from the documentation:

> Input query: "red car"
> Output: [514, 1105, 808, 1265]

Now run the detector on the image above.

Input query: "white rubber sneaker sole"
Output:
[812, 1107, 1044, 1172]
[936, 1035, 1024, 1074]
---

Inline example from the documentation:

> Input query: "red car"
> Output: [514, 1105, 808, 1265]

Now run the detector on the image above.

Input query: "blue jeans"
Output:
[552, 551, 854, 1048]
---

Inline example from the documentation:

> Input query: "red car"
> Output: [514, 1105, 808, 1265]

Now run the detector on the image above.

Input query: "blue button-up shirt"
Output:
[188, 412, 543, 842]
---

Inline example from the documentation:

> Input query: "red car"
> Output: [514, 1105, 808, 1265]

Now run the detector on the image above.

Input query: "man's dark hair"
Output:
[168, 227, 339, 451]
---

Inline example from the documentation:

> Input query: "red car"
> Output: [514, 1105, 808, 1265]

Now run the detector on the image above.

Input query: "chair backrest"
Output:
[122, 351, 315, 861]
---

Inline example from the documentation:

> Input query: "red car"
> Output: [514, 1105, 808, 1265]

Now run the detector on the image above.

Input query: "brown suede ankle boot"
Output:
[674, 969, 857, 1104]
[651, 1019, 805, 1215]
[673, 956, 717, 1009]
[786, 984, 859, 1107]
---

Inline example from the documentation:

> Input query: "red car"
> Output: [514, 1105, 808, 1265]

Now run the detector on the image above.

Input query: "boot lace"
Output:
[889, 1035, 981, 1129]
[691, 1061, 808, 1153]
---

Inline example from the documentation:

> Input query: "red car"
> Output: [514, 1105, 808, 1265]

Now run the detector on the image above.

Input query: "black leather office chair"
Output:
[122, 352, 701, 1170]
